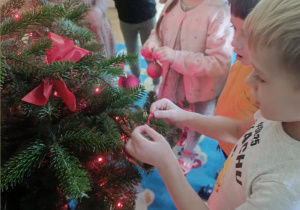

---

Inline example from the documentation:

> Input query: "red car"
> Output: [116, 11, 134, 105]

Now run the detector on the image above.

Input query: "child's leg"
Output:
[184, 98, 216, 152]
[139, 16, 160, 86]
[179, 98, 217, 174]
[119, 20, 140, 81]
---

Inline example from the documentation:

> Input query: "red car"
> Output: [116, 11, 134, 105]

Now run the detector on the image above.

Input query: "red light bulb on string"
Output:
[116, 202, 123, 208]
[121, 134, 127, 143]
[28, 32, 34, 45]
[94, 87, 101, 94]
[80, 98, 87, 109]
[53, 91, 59, 97]
[14, 12, 20, 20]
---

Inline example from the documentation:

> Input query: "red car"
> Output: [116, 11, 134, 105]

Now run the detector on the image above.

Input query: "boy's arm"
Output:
[181, 112, 255, 144]
[151, 98, 255, 144]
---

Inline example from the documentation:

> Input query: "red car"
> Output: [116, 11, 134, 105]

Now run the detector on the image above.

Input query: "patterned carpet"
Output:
[116, 43, 227, 209]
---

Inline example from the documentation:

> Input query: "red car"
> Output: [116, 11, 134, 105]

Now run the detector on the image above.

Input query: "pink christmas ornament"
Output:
[118, 74, 139, 88]
[147, 60, 162, 79]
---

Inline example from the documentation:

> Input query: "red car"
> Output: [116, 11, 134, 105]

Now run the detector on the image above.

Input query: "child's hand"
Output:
[126, 125, 173, 168]
[150, 98, 186, 126]
[141, 42, 159, 61]
[153, 46, 176, 64]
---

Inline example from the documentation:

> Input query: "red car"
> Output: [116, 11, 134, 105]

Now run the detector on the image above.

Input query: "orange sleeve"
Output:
[215, 61, 259, 156]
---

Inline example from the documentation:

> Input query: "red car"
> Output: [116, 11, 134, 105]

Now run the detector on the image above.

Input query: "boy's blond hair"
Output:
[244, 0, 300, 73]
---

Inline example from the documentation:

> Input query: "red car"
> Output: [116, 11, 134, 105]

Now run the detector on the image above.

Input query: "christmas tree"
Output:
[0, 0, 181, 209]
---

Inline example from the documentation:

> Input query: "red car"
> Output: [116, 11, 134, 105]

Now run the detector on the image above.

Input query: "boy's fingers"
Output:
[131, 125, 148, 137]
[150, 99, 169, 113]
[125, 139, 135, 155]
[153, 110, 171, 119]
[143, 125, 164, 142]
[131, 125, 163, 143]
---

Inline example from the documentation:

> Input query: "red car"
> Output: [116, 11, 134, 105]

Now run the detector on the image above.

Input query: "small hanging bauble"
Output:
[118, 73, 139, 88]
[147, 59, 162, 79]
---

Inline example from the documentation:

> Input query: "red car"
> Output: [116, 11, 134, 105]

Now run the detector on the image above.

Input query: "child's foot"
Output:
[178, 150, 198, 175]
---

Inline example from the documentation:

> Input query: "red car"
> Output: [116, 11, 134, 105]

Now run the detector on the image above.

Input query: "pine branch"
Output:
[0, 4, 65, 37]
[57, 118, 120, 153]
[95, 54, 138, 70]
[80, 160, 141, 210]
[0, 58, 9, 89]
[62, 0, 85, 11]
[109, 86, 145, 109]
[143, 91, 157, 113]
[97, 72, 120, 90]
[102, 160, 141, 190]
[65, 4, 89, 23]
[40, 61, 77, 79]
[50, 143, 91, 201]
[52, 18, 93, 43]
[37, 103, 60, 120]
[23, 37, 52, 56]
[1, 141, 48, 191]
[1, 38, 25, 52]
[81, 41, 104, 53]
[0, 0, 25, 22]
[4, 52, 44, 77]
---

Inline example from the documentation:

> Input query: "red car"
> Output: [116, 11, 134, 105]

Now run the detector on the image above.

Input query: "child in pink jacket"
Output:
[141, 0, 233, 175]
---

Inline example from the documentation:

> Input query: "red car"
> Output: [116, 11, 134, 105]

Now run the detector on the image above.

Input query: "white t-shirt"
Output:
[208, 111, 300, 210]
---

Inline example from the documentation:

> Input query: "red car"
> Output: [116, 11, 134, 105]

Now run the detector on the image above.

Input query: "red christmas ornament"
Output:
[118, 73, 139, 88]
[147, 59, 162, 79]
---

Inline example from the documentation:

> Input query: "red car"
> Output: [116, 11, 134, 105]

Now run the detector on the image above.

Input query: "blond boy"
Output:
[126, 0, 300, 209]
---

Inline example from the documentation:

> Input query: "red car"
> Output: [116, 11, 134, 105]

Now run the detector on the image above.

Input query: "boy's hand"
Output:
[141, 42, 159, 61]
[153, 46, 176, 64]
[126, 125, 173, 168]
[150, 98, 186, 126]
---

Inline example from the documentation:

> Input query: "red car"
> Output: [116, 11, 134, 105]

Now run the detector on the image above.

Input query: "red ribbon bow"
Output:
[22, 32, 91, 111]
[22, 78, 76, 112]
[46, 32, 90, 63]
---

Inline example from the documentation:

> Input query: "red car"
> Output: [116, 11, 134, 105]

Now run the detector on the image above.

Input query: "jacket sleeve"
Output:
[170, 8, 233, 77]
